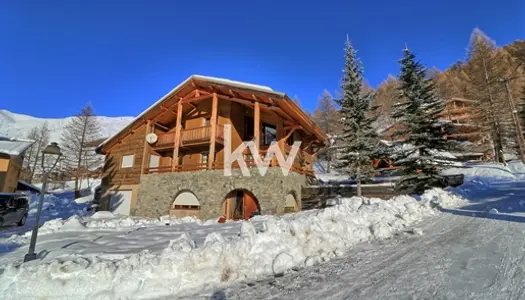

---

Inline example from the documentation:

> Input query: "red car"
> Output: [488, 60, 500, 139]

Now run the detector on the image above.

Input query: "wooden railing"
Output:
[181, 126, 210, 145]
[144, 149, 314, 176]
[153, 124, 226, 149]
[154, 132, 176, 149]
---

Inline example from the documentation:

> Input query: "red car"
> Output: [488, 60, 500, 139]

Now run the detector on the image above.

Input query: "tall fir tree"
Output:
[391, 48, 453, 194]
[333, 37, 378, 196]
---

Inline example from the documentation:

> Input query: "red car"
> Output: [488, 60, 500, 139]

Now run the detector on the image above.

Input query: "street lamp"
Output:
[24, 142, 62, 263]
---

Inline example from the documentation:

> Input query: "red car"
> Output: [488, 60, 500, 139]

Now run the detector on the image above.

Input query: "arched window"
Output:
[284, 193, 299, 213]
[173, 191, 200, 210]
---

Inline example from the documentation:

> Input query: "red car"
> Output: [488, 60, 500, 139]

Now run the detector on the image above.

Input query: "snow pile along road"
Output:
[0, 189, 467, 299]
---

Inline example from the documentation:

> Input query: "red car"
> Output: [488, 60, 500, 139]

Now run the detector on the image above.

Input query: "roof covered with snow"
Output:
[0, 137, 34, 156]
[97, 74, 325, 152]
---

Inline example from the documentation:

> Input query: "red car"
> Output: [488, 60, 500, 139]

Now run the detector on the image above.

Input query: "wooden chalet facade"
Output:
[97, 75, 327, 220]
[0, 138, 34, 193]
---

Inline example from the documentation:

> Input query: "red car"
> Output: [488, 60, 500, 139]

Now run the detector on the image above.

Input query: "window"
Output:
[204, 117, 210, 126]
[201, 152, 208, 165]
[121, 154, 134, 168]
[149, 155, 160, 168]
[262, 123, 277, 145]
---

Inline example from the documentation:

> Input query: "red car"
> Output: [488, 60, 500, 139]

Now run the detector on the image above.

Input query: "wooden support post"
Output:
[276, 119, 284, 167]
[172, 100, 183, 171]
[141, 120, 152, 174]
[254, 101, 260, 150]
[208, 93, 218, 169]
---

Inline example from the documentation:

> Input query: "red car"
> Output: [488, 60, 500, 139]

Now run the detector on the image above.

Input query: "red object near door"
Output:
[243, 191, 258, 220]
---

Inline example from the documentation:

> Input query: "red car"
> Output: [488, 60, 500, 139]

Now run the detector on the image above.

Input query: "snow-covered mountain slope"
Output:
[0, 109, 134, 143]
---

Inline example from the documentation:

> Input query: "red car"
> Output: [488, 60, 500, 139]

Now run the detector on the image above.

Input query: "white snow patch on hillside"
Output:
[0, 109, 133, 143]
[0, 188, 467, 299]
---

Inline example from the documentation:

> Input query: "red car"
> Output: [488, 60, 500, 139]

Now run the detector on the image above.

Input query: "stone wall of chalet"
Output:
[135, 168, 306, 219]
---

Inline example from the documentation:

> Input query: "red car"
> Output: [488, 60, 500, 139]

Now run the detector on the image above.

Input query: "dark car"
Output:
[0, 193, 30, 226]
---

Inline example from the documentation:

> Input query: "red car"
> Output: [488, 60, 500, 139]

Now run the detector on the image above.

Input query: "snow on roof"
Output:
[0, 137, 34, 156]
[97, 75, 287, 151]
[17, 179, 41, 193]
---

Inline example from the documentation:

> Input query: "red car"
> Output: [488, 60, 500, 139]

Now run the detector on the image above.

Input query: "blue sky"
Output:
[1, 0, 524, 118]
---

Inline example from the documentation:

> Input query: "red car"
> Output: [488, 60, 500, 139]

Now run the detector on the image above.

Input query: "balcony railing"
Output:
[152, 124, 225, 149]
[143, 148, 314, 176]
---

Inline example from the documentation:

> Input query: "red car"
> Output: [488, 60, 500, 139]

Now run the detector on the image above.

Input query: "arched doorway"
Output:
[223, 189, 260, 220]
[170, 191, 200, 218]
[284, 192, 299, 213]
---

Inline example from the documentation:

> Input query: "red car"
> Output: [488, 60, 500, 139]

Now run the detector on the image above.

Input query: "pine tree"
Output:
[391, 48, 453, 194]
[333, 37, 378, 196]
[60, 103, 103, 198]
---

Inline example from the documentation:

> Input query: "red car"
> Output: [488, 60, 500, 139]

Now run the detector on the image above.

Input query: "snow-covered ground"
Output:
[0, 162, 523, 299]
[0, 186, 466, 299]
[192, 180, 525, 300]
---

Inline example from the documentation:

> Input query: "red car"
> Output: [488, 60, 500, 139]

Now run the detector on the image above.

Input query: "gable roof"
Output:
[0, 137, 34, 156]
[97, 75, 327, 153]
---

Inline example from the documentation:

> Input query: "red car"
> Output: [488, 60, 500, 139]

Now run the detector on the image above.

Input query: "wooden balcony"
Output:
[144, 148, 314, 176]
[152, 124, 225, 150]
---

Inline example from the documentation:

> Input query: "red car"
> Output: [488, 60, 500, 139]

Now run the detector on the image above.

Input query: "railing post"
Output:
[208, 93, 218, 169]
[141, 120, 152, 175]
[172, 99, 183, 171]
[254, 101, 260, 150]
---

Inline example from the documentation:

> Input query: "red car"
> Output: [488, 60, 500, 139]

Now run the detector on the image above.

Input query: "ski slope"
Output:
[0, 109, 133, 142]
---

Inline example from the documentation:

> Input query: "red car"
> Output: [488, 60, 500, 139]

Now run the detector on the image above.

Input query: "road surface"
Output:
[182, 181, 525, 300]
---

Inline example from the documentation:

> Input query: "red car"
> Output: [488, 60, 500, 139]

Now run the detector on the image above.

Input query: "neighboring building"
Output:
[439, 97, 488, 144]
[380, 97, 489, 161]
[0, 137, 34, 193]
[96, 75, 328, 220]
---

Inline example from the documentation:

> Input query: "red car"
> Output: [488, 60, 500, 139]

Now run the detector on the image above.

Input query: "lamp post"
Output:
[24, 142, 62, 263]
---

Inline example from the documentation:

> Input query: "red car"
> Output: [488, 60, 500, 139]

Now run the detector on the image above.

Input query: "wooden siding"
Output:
[0, 155, 23, 193]
[102, 123, 147, 187]
[104, 89, 322, 180]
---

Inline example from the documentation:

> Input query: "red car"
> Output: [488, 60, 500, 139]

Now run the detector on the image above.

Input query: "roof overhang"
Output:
[96, 75, 328, 154]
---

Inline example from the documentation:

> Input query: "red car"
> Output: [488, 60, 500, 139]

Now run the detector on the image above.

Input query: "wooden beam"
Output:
[254, 101, 260, 149]
[141, 120, 152, 175]
[152, 98, 181, 123]
[217, 94, 254, 108]
[180, 94, 212, 104]
[172, 101, 183, 171]
[283, 125, 300, 141]
[276, 118, 284, 153]
[208, 93, 218, 169]
[154, 122, 169, 131]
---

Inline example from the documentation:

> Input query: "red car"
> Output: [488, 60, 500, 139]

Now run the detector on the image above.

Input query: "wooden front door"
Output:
[243, 191, 258, 220]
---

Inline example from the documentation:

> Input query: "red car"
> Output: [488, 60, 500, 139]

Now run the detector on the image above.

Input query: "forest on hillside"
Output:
[313, 28, 525, 164]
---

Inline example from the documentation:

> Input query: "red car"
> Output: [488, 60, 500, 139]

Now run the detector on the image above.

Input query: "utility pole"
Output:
[502, 76, 525, 163]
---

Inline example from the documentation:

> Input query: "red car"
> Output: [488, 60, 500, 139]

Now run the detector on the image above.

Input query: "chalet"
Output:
[96, 75, 328, 220]
[382, 97, 488, 142]
[0, 137, 34, 193]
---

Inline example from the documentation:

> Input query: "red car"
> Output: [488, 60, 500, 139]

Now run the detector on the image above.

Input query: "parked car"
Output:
[0, 193, 30, 226]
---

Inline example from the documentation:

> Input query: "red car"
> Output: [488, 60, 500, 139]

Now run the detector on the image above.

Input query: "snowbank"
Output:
[0, 189, 467, 299]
